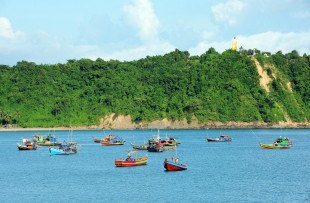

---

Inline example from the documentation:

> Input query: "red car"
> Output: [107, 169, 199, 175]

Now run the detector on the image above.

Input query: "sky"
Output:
[1, 0, 310, 66]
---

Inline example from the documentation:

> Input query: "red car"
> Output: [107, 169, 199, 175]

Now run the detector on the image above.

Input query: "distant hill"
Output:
[0, 48, 309, 128]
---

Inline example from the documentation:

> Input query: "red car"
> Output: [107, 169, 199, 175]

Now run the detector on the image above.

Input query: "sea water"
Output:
[0, 129, 309, 203]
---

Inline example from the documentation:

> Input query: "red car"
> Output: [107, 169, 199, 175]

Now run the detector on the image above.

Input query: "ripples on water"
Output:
[0, 129, 309, 202]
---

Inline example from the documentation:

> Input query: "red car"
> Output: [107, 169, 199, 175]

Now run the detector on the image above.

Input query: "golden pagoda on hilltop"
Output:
[232, 37, 237, 51]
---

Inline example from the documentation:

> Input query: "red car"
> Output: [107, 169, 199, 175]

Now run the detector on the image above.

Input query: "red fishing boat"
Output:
[164, 156, 187, 171]
[115, 150, 148, 167]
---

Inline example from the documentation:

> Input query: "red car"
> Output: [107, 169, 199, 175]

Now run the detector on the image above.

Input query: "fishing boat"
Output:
[131, 139, 149, 150]
[131, 143, 148, 150]
[148, 142, 164, 152]
[64, 128, 78, 154]
[33, 134, 62, 146]
[17, 142, 37, 150]
[164, 156, 187, 171]
[61, 141, 78, 154]
[101, 134, 125, 146]
[167, 137, 181, 145]
[259, 136, 292, 149]
[148, 129, 162, 145]
[115, 150, 148, 167]
[163, 145, 176, 151]
[49, 146, 70, 155]
[207, 135, 232, 142]
[161, 136, 181, 146]
[147, 130, 164, 152]
[259, 143, 290, 149]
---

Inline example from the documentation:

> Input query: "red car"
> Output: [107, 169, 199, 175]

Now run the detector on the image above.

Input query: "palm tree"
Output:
[3, 112, 12, 125]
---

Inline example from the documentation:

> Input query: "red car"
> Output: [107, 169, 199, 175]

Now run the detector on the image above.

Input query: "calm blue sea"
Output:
[0, 129, 309, 203]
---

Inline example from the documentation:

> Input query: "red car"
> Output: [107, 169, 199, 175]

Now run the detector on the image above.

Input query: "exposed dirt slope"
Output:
[252, 58, 272, 93]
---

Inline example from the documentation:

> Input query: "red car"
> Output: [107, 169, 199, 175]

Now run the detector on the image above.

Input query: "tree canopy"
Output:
[0, 49, 309, 127]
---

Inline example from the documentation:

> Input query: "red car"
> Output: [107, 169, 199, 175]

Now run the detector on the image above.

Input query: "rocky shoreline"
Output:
[96, 114, 310, 129]
[1, 114, 309, 131]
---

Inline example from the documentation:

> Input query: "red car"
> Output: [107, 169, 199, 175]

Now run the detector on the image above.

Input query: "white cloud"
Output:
[211, 0, 245, 26]
[107, 0, 176, 61]
[0, 17, 23, 39]
[189, 31, 310, 55]
[123, 0, 160, 43]
[238, 31, 310, 54]
[0, 21, 99, 65]
[3, 0, 309, 67]
[0, 17, 27, 56]
[0, 14, 174, 66]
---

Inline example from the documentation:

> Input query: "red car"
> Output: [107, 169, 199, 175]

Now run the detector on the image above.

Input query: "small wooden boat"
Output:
[92, 136, 103, 143]
[207, 135, 232, 142]
[131, 143, 148, 150]
[101, 134, 125, 146]
[115, 151, 148, 167]
[17, 143, 37, 150]
[167, 137, 181, 145]
[163, 145, 176, 151]
[164, 156, 187, 171]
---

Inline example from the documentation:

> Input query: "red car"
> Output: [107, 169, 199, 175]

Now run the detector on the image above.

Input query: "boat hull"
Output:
[49, 147, 70, 155]
[92, 137, 102, 143]
[101, 141, 125, 146]
[131, 144, 148, 150]
[148, 146, 164, 152]
[17, 143, 37, 150]
[207, 138, 232, 142]
[37, 142, 62, 146]
[259, 143, 290, 149]
[163, 145, 176, 151]
[164, 160, 187, 171]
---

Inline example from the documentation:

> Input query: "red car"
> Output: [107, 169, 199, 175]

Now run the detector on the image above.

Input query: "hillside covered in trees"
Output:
[0, 48, 309, 128]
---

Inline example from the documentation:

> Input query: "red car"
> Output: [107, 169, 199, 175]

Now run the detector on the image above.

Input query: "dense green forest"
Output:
[0, 48, 309, 127]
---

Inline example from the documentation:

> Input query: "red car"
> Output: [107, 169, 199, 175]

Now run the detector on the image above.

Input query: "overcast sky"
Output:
[1, 0, 310, 66]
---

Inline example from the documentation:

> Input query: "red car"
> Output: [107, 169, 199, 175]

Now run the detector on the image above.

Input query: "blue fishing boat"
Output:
[207, 135, 232, 142]
[49, 146, 70, 155]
